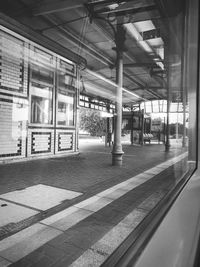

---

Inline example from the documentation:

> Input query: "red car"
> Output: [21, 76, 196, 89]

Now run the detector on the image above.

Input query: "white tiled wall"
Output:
[27, 129, 54, 157]
[0, 99, 27, 160]
[55, 130, 75, 154]
[0, 30, 28, 96]
[0, 27, 78, 163]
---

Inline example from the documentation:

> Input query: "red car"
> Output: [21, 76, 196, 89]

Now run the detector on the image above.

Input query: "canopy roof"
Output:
[0, 0, 183, 106]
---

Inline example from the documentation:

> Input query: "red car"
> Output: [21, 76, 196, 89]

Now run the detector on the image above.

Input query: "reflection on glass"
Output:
[57, 91, 74, 126]
[31, 83, 53, 124]
[30, 47, 54, 125]
[57, 59, 75, 126]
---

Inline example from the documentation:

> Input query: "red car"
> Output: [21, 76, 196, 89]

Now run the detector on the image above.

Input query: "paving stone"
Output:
[70, 207, 148, 266]
[74, 196, 113, 212]
[13, 243, 66, 267]
[47, 242, 85, 266]
[42, 207, 93, 231]
[133, 173, 154, 181]
[121, 208, 147, 227]
[11, 258, 32, 267]
[0, 143, 188, 266]
[0, 256, 11, 267]
[97, 188, 128, 200]
[69, 248, 107, 267]
[0, 184, 82, 211]
[0, 223, 62, 262]
[138, 190, 166, 211]
[41, 206, 80, 225]
[0, 200, 38, 227]
[92, 224, 132, 255]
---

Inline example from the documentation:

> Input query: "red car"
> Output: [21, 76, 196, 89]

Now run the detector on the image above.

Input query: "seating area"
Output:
[143, 133, 154, 144]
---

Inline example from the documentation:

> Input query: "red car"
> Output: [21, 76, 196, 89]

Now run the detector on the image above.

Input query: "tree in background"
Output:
[79, 108, 107, 136]
[169, 123, 186, 136]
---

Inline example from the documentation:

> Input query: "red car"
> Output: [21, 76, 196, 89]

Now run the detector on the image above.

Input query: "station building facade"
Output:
[0, 26, 79, 162]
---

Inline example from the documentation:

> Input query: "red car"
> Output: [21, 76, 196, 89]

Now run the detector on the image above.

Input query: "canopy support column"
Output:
[165, 65, 171, 152]
[112, 24, 125, 166]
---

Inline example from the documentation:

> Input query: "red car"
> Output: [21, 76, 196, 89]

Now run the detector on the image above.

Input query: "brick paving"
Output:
[0, 139, 189, 266]
[0, 140, 185, 195]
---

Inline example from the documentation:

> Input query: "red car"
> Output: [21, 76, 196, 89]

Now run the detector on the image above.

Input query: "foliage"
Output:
[79, 108, 107, 136]
[169, 123, 186, 136]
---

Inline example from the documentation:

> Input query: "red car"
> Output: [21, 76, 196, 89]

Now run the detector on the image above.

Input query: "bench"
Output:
[143, 133, 153, 144]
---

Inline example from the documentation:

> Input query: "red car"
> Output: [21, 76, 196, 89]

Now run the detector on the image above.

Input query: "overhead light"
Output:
[134, 20, 155, 32]
[108, 4, 119, 10]
[156, 61, 164, 70]
[139, 41, 154, 54]
[124, 23, 143, 42]
[125, 23, 153, 54]
[122, 87, 147, 101]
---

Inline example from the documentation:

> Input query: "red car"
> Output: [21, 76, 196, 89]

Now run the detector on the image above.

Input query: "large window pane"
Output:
[30, 47, 54, 125]
[57, 59, 76, 126]
[30, 82, 53, 124]
[57, 90, 74, 126]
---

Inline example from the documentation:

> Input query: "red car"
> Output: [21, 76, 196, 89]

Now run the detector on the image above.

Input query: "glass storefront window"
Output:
[57, 59, 76, 126]
[29, 47, 55, 125]
[30, 82, 53, 124]
[57, 90, 74, 126]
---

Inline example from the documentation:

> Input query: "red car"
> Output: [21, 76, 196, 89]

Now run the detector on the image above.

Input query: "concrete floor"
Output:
[0, 139, 189, 266]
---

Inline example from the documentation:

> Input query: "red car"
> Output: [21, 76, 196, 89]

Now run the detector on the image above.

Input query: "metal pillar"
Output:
[182, 92, 187, 147]
[141, 109, 144, 145]
[112, 24, 125, 166]
[165, 66, 170, 152]
[130, 105, 134, 145]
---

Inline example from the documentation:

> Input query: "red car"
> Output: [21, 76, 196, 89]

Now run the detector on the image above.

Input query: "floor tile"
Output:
[97, 188, 128, 200]
[14, 243, 66, 267]
[138, 190, 166, 210]
[42, 208, 93, 231]
[0, 200, 38, 227]
[74, 196, 113, 212]
[69, 248, 107, 267]
[41, 206, 80, 225]
[0, 223, 62, 262]
[0, 184, 82, 211]
[0, 256, 11, 267]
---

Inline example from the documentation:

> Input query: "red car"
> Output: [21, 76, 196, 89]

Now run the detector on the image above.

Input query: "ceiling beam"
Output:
[84, 69, 146, 100]
[130, 86, 164, 91]
[33, 0, 87, 16]
[146, 89, 162, 99]
[94, 5, 157, 16]
[124, 63, 159, 68]
[0, 12, 86, 67]
[123, 72, 145, 88]
[87, 0, 135, 7]
[43, 15, 113, 67]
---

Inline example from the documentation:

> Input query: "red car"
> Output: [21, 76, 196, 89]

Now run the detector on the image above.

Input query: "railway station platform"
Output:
[0, 140, 189, 266]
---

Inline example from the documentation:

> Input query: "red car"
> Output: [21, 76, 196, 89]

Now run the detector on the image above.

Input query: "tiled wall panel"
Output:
[27, 129, 54, 157]
[55, 130, 75, 154]
[0, 30, 28, 96]
[0, 99, 27, 159]
[0, 27, 78, 162]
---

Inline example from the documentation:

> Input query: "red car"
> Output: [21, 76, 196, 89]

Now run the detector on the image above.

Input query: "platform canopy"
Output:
[0, 0, 183, 106]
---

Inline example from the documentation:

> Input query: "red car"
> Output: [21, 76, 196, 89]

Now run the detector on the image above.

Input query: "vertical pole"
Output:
[76, 68, 81, 152]
[165, 64, 171, 152]
[165, 94, 170, 150]
[141, 109, 144, 145]
[112, 24, 125, 166]
[112, 49, 124, 165]
[163, 116, 166, 144]
[130, 105, 134, 145]
[182, 92, 187, 147]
